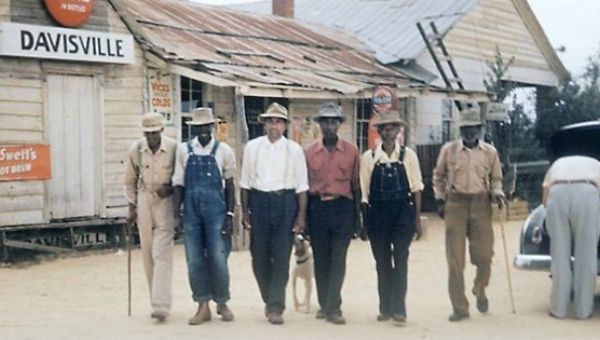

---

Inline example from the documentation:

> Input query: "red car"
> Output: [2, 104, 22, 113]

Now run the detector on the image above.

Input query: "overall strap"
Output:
[210, 140, 220, 156]
[187, 141, 194, 154]
[399, 145, 406, 162]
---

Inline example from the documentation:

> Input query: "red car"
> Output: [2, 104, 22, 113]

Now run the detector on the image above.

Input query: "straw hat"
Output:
[458, 107, 482, 127]
[313, 102, 345, 122]
[373, 110, 406, 126]
[259, 102, 289, 121]
[186, 107, 219, 125]
[142, 112, 165, 132]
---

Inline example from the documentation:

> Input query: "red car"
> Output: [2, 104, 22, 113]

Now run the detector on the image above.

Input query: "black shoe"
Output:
[448, 312, 469, 322]
[392, 314, 406, 323]
[315, 309, 326, 319]
[327, 314, 346, 325]
[377, 314, 391, 321]
[476, 297, 489, 313]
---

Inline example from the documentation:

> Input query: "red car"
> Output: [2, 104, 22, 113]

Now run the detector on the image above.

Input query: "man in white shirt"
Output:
[172, 108, 236, 325]
[240, 102, 309, 325]
[543, 155, 600, 319]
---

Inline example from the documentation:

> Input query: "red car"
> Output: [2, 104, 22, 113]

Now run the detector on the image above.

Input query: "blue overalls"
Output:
[367, 146, 416, 317]
[183, 140, 230, 304]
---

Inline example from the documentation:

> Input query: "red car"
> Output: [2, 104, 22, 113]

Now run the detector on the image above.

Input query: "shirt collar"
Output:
[316, 137, 344, 152]
[375, 142, 400, 159]
[460, 139, 483, 150]
[141, 137, 168, 153]
[264, 135, 287, 147]
[192, 136, 215, 151]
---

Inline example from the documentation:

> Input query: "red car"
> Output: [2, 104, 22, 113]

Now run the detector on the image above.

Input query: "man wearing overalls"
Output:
[359, 110, 424, 324]
[240, 102, 309, 325]
[172, 108, 236, 325]
[432, 107, 505, 322]
[304, 102, 361, 325]
[124, 112, 178, 323]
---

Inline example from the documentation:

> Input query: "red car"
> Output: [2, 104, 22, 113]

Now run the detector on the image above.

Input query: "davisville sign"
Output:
[0, 22, 134, 64]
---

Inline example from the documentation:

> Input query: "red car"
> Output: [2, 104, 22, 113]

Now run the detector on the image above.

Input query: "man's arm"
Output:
[432, 144, 449, 218]
[222, 178, 236, 235]
[292, 191, 308, 234]
[413, 190, 423, 240]
[173, 185, 184, 219]
[241, 188, 251, 231]
[123, 145, 138, 225]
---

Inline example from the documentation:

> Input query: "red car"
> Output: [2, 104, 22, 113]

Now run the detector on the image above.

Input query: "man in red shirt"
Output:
[304, 102, 362, 325]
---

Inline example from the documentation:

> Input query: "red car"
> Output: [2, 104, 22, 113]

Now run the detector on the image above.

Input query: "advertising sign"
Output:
[44, 0, 95, 28]
[0, 145, 51, 181]
[148, 70, 173, 123]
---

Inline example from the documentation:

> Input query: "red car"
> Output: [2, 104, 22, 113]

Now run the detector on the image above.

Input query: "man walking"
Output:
[360, 110, 424, 323]
[304, 102, 361, 325]
[172, 108, 236, 325]
[543, 155, 600, 319]
[240, 102, 309, 325]
[124, 112, 177, 323]
[432, 108, 505, 322]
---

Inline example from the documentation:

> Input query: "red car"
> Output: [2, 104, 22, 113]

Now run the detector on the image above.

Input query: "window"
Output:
[244, 96, 289, 140]
[356, 99, 372, 153]
[180, 77, 203, 142]
[441, 99, 453, 143]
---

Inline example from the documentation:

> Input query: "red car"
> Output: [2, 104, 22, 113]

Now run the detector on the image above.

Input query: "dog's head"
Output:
[293, 234, 310, 257]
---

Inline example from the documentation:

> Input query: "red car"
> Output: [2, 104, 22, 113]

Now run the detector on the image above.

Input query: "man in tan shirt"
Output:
[432, 108, 505, 322]
[124, 112, 178, 323]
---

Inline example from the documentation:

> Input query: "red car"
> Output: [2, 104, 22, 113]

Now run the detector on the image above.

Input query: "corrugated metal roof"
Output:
[110, 0, 425, 95]
[231, 0, 480, 64]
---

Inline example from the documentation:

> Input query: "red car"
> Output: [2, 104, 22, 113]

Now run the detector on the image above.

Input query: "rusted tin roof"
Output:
[110, 0, 424, 95]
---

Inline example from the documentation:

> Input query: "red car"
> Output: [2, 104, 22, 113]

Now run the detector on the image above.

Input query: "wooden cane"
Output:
[498, 203, 516, 314]
[127, 221, 132, 316]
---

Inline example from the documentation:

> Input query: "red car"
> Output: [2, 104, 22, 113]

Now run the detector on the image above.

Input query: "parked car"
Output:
[514, 120, 600, 272]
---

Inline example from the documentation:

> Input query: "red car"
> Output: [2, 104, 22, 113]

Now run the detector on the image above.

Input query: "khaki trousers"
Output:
[137, 190, 175, 315]
[445, 193, 494, 315]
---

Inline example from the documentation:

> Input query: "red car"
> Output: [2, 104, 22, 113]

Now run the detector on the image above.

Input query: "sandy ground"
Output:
[2, 214, 600, 340]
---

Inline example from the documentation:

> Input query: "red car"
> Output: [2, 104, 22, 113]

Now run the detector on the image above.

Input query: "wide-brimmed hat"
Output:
[373, 110, 406, 126]
[186, 107, 219, 125]
[313, 102, 345, 122]
[142, 112, 165, 132]
[259, 102, 289, 122]
[458, 107, 482, 127]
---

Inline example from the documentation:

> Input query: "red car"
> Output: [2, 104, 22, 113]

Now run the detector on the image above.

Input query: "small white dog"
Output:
[292, 234, 314, 313]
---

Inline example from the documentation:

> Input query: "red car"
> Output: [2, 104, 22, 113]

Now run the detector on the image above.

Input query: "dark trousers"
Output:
[249, 190, 296, 314]
[308, 197, 354, 316]
[368, 199, 415, 316]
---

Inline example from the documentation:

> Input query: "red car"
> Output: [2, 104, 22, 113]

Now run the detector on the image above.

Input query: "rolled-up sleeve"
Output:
[432, 144, 449, 200]
[405, 148, 424, 192]
[221, 144, 237, 180]
[124, 143, 139, 205]
[359, 151, 374, 204]
[171, 143, 186, 187]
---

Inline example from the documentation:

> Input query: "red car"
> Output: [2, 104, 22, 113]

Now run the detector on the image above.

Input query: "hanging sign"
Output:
[148, 70, 173, 124]
[44, 0, 95, 28]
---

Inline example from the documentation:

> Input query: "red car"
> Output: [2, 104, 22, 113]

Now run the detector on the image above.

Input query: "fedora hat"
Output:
[259, 102, 289, 122]
[313, 102, 345, 122]
[142, 112, 165, 132]
[373, 110, 405, 126]
[186, 107, 219, 125]
[458, 107, 482, 127]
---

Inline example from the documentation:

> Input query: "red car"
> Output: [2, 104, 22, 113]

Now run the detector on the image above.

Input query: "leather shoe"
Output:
[217, 303, 234, 322]
[315, 309, 326, 319]
[188, 303, 211, 325]
[150, 311, 167, 322]
[476, 297, 489, 313]
[448, 312, 469, 322]
[377, 314, 391, 321]
[267, 312, 284, 325]
[392, 314, 406, 323]
[326, 314, 346, 325]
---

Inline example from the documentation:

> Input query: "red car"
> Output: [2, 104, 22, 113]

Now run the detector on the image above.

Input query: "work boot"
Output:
[217, 303, 235, 322]
[188, 302, 211, 325]
[448, 311, 469, 322]
[267, 312, 284, 325]
[476, 297, 489, 313]
[392, 314, 406, 323]
[150, 311, 168, 323]
[377, 314, 391, 321]
[326, 313, 346, 325]
[315, 309, 326, 319]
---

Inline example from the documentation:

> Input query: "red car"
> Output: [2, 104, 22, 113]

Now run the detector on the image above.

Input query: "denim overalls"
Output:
[183, 140, 230, 304]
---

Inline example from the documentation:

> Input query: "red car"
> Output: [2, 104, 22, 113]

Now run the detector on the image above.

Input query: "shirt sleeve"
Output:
[221, 144, 237, 180]
[171, 143, 186, 187]
[432, 143, 450, 200]
[359, 151, 374, 204]
[123, 142, 139, 205]
[293, 144, 309, 193]
[405, 148, 424, 193]
[489, 148, 504, 195]
[239, 142, 253, 190]
[351, 146, 361, 193]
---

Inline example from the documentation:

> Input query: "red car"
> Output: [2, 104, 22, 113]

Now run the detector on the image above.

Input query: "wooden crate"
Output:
[492, 199, 529, 221]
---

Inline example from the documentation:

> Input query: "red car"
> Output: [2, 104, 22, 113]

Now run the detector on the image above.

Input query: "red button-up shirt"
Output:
[304, 138, 360, 200]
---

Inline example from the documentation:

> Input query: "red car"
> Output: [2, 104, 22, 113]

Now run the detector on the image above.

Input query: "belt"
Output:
[319, 194, 341, 201]
[552, 179, 597, 188]
[252, 189, 295, 196]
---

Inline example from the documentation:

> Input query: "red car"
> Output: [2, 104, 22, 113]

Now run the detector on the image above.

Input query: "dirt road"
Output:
[2, 214, 600, 339]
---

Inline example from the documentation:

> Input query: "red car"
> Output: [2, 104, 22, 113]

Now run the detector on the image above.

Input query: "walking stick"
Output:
[497, 203, 516, 314]
[127, 221, 132, 316]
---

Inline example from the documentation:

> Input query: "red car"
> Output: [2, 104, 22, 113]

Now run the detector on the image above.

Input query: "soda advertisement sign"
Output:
[0, 145, 51, 181]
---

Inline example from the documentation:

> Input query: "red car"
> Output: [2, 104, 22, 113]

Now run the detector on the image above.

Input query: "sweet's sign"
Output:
[44, 0, 95, 28]
[0, 145, 51, 181]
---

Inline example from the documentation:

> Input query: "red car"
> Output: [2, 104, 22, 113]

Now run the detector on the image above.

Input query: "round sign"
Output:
[372, 86, 396, 113]
[44, 0, 95, 28]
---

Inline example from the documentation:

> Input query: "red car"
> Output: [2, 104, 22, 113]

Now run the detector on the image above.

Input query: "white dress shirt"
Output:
[171, 137, 236, 187]
[240, 136, 309, 193]
[543, 155, 600, 189]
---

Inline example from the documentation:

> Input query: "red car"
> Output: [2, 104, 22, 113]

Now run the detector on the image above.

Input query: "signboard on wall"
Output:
[0, 145, 51, 181]
[148, 70, 173, 124]
[0, 23, 134, 64]
[369, 86, 398, 149]
[44, 0, 95, 28]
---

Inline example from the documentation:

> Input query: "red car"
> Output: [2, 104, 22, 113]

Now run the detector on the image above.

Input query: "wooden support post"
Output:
[1, 231, 8, 262]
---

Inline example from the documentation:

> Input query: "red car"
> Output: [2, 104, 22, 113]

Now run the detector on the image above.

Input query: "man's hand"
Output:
[156, 184, 173, 198]
[292, 216, 306, 235]
[436, 199, 445, 219]
[492, 192, 507, 209]
[242, 211, 252, 231]
[222, 214, 234, 235]
[414, 217, 423, 241]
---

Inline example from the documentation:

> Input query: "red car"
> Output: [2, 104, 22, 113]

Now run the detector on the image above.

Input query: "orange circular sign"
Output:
[44, 0, 95, 28]
[372, 86, 397, 113]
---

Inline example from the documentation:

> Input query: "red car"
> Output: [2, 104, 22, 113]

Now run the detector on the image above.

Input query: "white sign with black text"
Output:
[0, 22, 134, 64]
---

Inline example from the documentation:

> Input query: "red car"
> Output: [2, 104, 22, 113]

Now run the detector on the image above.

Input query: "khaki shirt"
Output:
[124, 136, 178, 205]
[432, 140, 503, 200]
[360, 144, 424, 204]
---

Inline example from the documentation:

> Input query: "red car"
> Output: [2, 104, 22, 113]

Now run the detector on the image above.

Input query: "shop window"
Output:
[355, 99, 372, 153]
[244, 97, 289, 140]
[180, 77, 204, 142]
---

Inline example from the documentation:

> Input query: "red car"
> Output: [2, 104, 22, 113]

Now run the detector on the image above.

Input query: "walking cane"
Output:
[127, 221, 132, 316]
[497, 203, 516, 314]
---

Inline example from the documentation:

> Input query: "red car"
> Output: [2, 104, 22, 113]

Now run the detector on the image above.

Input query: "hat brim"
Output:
[314, 115, 346, 123]
[142, 126, 163, 132]
[259, 113, 288, 122]
[373, 119, 405, 127]
[459, 122, 483, 127]
[186, 118, 220, 125]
